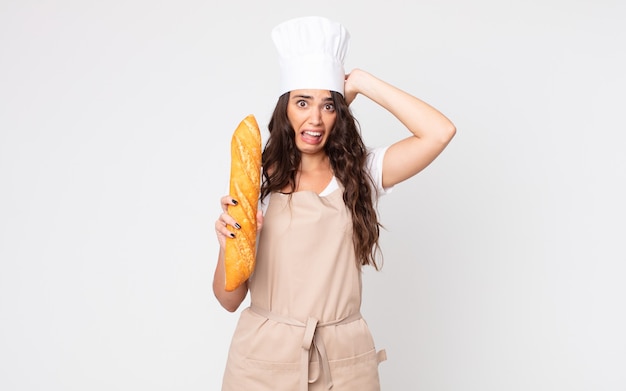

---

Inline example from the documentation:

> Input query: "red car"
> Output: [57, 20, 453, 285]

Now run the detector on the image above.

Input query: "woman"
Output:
[214, 17, 455, 390]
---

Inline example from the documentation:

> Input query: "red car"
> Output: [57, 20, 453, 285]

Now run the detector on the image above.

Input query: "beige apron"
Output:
[222, 188, 386, 391]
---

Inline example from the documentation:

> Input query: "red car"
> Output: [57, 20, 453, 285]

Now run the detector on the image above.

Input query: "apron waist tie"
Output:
[250, 305, 362, 391]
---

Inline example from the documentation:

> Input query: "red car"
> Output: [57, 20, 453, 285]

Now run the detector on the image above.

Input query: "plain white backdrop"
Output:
[1, 1, 625, 390]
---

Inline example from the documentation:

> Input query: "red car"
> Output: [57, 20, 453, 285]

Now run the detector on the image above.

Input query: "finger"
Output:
[215, 218, 236, 241]
[220, 195, 238, 212]
[218, 212, 241, 230]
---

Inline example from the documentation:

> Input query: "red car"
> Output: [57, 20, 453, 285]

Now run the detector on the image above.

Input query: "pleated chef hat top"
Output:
[272, 16, 350, 96]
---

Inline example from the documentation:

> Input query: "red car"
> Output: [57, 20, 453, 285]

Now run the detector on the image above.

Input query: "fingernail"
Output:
[234, 223, 241, 229]
[232, 199, 238, 205]
[230, 233, 236, 238]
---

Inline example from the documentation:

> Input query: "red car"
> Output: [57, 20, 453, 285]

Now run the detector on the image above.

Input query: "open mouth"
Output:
[303, 130, 322, 138]
[300, 130, 324, 145]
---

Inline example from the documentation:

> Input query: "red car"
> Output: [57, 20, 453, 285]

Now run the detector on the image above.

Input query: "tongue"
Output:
[302, 132, 321, 144]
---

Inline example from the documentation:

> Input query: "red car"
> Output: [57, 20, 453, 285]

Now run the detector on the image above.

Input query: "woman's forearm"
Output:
[213, 247, 248, 312]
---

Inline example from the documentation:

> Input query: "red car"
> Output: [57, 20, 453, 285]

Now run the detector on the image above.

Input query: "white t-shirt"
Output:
[259, 146, 392, 214]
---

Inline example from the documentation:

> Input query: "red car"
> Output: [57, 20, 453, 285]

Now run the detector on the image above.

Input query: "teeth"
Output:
[304, 131, 322, 137]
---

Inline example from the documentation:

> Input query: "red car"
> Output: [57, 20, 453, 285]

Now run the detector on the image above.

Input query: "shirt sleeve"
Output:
[366, 146, 394, 197]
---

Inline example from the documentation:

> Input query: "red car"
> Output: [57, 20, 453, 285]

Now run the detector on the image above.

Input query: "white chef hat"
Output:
[271, 16, 350, 96]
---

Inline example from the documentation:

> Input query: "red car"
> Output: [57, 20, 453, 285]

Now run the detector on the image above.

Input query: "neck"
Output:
[299, 153, 330, 173]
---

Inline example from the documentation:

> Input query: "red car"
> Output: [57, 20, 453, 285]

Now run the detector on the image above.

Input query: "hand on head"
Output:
[344, 69, 364, 106]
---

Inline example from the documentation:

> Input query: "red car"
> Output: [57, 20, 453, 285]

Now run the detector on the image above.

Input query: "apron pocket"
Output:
[245, 357, 300, 372]
[326, 348, 384, 390]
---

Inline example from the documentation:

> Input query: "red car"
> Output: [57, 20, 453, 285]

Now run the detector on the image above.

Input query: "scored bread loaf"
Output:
[224, 114, 262, 291]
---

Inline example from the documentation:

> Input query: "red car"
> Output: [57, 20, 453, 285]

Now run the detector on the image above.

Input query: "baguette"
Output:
[224, 114, 262, 291]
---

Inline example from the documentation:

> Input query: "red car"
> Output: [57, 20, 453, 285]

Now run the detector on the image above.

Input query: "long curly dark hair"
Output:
[260, 91, 382, 269]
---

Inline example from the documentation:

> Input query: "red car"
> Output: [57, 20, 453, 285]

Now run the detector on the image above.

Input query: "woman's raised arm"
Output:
[344, 69, 456, 188]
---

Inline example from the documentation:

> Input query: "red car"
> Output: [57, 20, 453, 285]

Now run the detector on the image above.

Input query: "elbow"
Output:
[213, 283, 247, 313]
[445, 122, 457, 141]
[222, 303, 240, 313]
[214, 291, 242, 313]
[438, 122, 456, 145]
[216, 295, 241, 312]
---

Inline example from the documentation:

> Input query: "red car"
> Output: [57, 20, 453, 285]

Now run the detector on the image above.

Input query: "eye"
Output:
[324, 103, 335, 111]
[296, 100, 307, 108]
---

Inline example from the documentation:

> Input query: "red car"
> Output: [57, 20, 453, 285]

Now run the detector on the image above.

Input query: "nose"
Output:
[308, 108, 322, 125]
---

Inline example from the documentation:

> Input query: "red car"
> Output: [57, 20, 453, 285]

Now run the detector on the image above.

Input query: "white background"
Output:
[1, 1, 625, 390]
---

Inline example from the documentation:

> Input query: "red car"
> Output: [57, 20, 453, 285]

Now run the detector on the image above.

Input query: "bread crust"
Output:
[224, 115, 262, 291]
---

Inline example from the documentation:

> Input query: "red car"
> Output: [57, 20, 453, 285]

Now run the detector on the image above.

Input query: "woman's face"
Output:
[286, 89, 337, 157]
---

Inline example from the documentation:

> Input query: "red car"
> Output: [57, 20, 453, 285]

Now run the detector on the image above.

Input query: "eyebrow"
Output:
[291, 94, 334, 102]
